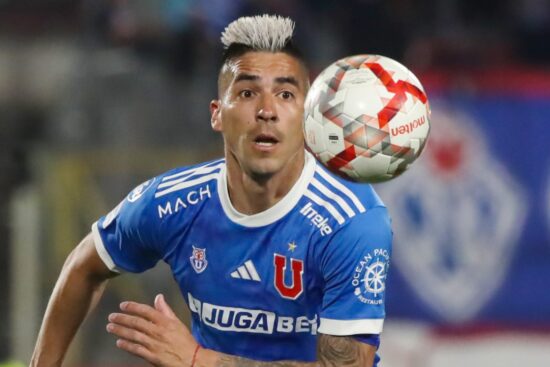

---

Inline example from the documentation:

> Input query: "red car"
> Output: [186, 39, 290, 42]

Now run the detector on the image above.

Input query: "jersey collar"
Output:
[218, 151, 316, 227]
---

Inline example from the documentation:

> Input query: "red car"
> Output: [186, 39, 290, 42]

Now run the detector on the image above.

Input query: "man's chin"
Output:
[246, 161, 279, 182]
[244, 150, 304, 181]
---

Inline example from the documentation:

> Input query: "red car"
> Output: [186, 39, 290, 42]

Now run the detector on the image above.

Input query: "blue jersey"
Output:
[92, 152, 392, 363]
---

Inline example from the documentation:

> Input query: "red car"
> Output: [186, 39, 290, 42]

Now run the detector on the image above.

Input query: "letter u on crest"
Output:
[273, 254, 304, 300]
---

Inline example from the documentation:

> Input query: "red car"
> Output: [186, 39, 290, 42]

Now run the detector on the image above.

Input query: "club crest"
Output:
[377, 106, 526, 322]
[190, 246, 208, 274]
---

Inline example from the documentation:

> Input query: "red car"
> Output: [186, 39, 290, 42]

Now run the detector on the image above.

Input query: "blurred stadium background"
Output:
[1, 0, 549, 366]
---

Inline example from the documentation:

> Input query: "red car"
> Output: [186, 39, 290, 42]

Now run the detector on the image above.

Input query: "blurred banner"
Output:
[377, 69, 550, 326]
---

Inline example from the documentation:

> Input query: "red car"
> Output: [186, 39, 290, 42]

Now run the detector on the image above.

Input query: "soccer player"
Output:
[31, 15, 392, 367]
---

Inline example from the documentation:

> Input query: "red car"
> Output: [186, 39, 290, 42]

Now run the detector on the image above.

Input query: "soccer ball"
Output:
[304, 54, 431, 182]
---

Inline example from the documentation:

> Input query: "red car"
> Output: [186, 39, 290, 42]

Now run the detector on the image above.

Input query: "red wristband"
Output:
[191, 344, 201, 367]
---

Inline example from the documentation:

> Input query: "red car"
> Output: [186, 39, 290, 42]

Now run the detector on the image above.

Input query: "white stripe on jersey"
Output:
[237, 266, 251, 280]
[230, 261, 261, 282]
[155, 173, 219, 198]
[244, 260, 261, 281]
[304, 189, 345, 225]
[310, 178, 356, 218]
[159, 162, 224, 189]
[91, 222, 121, 273]
[161, 159, 224, 182]
[318, 317, 384, 335]
[315, 166, 366, 213]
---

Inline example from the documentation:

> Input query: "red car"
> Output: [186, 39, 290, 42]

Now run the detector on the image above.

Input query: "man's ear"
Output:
[210, 99, 222, 132]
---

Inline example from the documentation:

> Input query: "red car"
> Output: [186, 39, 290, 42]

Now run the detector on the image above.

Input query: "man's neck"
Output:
[225, 151, 305, 215]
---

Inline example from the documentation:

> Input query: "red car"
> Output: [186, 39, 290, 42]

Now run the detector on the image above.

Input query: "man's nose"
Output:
[256, 94, 278, 122]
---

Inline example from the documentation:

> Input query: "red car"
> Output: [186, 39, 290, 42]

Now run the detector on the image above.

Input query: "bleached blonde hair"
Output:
[221, 14, 295, 52]
[217, 14, 307, 96]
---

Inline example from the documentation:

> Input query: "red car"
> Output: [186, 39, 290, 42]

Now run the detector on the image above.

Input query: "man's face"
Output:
[210, 51, 309, 180]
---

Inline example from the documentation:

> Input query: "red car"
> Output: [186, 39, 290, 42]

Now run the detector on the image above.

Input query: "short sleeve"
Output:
[317, 206, 392, 336]
[92, 178, 162, 273]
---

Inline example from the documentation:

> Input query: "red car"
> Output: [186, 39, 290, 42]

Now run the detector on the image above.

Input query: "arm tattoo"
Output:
[317, 334, 375, 367]
[212, 334, 374, 366]
[216, 354, 318, 366]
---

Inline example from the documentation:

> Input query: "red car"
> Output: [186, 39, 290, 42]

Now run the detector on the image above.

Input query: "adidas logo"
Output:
[231, 260, 261, 282]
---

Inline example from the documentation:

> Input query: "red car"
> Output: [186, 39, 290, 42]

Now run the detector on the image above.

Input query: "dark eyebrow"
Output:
[234, 74, 300, 88]
[234, 73, 260, 83]
[275, 76, 300, 88]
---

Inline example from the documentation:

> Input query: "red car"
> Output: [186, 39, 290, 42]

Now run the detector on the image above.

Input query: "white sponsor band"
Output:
[188, 293, 317, 335]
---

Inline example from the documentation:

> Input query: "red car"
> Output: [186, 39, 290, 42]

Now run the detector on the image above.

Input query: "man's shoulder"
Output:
[149, 158, 225, 199]
[119, 158, 224, 220]
[298, 163, 386, 241]
[310, 163, 386, 213]
[156, 158, 225, 183]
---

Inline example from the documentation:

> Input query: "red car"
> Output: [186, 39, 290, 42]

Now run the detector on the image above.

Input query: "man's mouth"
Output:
[254, 134, 279, 147]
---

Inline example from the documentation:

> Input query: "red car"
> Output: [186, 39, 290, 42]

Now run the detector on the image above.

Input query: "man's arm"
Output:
[317, 334, 376, 366]
[208, 334, 375, 366]
[30, 233, 118, 367]
[107, 297, 376, 367]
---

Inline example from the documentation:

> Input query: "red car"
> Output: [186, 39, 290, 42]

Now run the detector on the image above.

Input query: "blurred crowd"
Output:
[0, 0, 549, 361]
[84, 0, 550, 70]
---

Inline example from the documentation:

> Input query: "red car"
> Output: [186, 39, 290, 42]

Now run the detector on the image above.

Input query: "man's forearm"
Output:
[30, 236, 113, 367]
[213, 356, 317, 367]
[196, 348, 318, 367]
[196, 334, 375, 367]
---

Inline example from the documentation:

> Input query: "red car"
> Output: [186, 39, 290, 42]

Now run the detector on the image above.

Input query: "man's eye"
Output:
[240, 90, 253, 98]
[280, 91, 294, 99]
